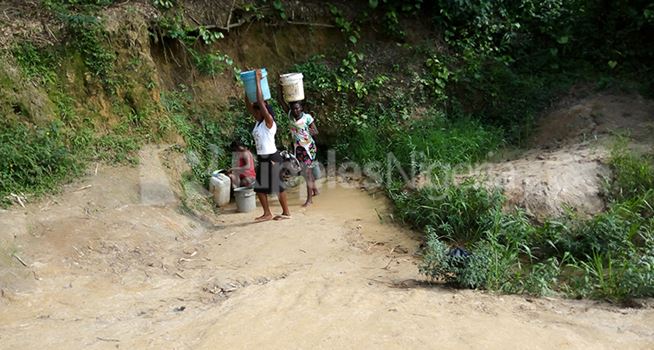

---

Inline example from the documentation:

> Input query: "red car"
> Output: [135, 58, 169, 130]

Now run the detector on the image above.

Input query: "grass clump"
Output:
[3, 31, 164, 205]
[0, 120, 82, 205]
[604, 141, 654, 203]
[161, 87, 256, 182]
[390, 180, 504, 244]
[413, 148, 654, 301]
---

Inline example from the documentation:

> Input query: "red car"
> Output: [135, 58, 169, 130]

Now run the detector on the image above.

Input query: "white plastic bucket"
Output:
[280, 73, 304, 102]
[209, 172, 231, 207]
[234, 186, 256, 213]
[240, 69, 272, 103]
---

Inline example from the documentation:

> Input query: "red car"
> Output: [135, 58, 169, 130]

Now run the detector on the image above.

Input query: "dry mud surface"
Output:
[1, 144, 654, 349]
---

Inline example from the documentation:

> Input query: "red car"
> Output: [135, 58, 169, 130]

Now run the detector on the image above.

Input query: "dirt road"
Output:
[1, 145, 653, 349]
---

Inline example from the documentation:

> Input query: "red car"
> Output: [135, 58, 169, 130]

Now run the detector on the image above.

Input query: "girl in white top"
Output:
[252, 113, 277, 155]
[245, 69, 291, 221]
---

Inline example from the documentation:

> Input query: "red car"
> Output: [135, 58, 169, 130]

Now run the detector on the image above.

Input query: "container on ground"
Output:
[234, 186, 256, 213]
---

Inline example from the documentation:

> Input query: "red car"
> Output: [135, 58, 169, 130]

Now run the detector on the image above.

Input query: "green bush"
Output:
[12, 43, 58, 86]
[393, 115, 503, 166]
[292, 55, 335, 98]
[416, 150, 654, 301]
[391, 180, 504, 244]
[419, 226, 521, 291]
[0, 121, 81, 204]
[568, 248, 654, 301]
[65, 13, 117, 91]
[161, 90, 254, 182]
[93, 133, 141, 164]
[605, 143, 654, 202]
[518, 257, 564, 296]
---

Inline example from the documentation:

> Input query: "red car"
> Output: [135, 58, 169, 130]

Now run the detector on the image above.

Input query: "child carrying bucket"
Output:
[278, 75, 320, 207]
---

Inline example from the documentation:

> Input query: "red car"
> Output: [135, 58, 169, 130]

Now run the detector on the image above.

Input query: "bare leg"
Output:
[311, 167, 320, 196]
[277, 191, 291, 216]
[302, 168, 314, 207]
[255, 193, 273, 221]
[229, 173, 239, 189]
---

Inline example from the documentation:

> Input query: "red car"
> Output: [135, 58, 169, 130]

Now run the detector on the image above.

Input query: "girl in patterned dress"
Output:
[284, 100, 319, 207]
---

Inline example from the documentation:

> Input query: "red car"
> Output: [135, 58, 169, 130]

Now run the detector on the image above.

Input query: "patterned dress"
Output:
[289, 113, 317, 166]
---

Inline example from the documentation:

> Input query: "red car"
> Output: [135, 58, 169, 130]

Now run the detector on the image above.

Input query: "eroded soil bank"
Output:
[464, 93, 654, 221]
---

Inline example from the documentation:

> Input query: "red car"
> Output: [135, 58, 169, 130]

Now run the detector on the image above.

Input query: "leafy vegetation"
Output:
[160, 86, 263, 182]
[272, 0, 287, 20]
[162, 87, 229, 180]
[389, 144, 654, 301]
[152, 12, 236, 76]
[153, 0, 175, 9]
[604, 141, 654, 203]
[0, 120, 82, 204]
[2, 9, 161, 204]
[43, 0, 119, 91]
[329, 4, 361, 45]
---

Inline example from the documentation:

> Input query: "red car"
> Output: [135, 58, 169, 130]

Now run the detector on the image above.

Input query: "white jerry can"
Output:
[209, 172, 231, 207]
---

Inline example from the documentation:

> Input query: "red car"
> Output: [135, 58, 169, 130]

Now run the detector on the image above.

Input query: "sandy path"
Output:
[0, 148, 653, 349]
[139, 145, 177, 206]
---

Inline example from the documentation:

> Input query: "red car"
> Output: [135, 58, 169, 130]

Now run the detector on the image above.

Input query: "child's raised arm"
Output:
[255, 69, 274, 129]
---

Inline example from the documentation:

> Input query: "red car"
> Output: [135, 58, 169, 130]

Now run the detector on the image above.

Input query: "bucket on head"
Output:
[234, 186, 256, 213]
[280, 73, 304, 102]
[240, 69, 272, 103]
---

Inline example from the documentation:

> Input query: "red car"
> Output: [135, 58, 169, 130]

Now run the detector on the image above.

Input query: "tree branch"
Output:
[226, 0, 237, 32]
[285, 20, 335, 28]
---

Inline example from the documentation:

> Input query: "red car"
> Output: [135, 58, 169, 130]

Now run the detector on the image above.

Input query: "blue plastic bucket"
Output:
[240, 69, 271, 103]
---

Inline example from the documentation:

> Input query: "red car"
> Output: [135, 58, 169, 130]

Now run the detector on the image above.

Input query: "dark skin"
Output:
[245, 70, 274, 128]
[278, 87, 320, 206]
[227, 145, 254, 189]
[291, 102, 319, 135]
[278, 84, 318, 131]
[247, 69, 291, 221]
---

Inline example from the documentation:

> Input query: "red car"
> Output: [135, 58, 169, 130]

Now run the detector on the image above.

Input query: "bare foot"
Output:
[302, 201, 313, 208]
[255, 214, 273, 222]
[273, 214, 292, 221]
[312, 189, 320, 196]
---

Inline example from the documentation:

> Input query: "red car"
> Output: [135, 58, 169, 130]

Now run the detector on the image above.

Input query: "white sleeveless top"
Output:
[252, 120, 277, 155]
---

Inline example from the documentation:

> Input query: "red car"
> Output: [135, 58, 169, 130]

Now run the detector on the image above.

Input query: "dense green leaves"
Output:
[605, 142, 654, 202]
[0, 121, 81, 204]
